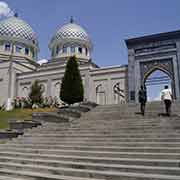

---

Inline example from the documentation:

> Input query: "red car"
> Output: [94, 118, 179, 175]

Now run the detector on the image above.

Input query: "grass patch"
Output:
[0, 108, 56, 129]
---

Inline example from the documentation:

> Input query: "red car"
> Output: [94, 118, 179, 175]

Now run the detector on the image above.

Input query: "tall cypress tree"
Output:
[60, 56, 84, 104]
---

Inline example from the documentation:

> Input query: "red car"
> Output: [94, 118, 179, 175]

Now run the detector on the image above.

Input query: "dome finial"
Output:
[70, 16, 74, 23]
[14, 12, 18, 17]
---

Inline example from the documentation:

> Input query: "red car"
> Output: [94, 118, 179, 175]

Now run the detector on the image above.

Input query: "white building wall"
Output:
[16, 63, 128, 105]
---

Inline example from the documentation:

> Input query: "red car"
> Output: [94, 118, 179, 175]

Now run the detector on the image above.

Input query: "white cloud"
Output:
[0, 1, 14, 18]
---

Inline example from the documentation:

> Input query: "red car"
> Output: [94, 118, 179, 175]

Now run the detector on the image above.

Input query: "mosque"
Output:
[0, 14, 180, 108]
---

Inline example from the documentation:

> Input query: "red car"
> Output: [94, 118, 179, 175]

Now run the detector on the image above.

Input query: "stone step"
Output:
[0, 169, 177, 180]
[1, 162, 180, 179]
[0, 149, 180, 159]
[79, 117, 180, 121]
[90, 111, 171, 115]
[13, 137, 180, 143]
[28, 126, 180, 132]
[87, 109, 180, 113]
[0, 169, 103, 180]
[82, 115, 166, 120]
[26, 126, 180, 133]
[27, 122, 175, 127]
[58, 127, 180, 132]
[27, 123, 178, 129]
[88, 105, 166, 110]
[48, 119, 180, 126]
[17, 131, 180, 141]
[94, 102, 179, 109]
[81, 116, 180, 121]
[0, 175, 28, 180]
[24, 124, 180, 130]
[7, 141, 180, 147]
[17, 134, 180, 141]
[38, 118, 180, 124]
[21, 133, 180, 138]
[0, 155, 179, 167]
[22, 127, 180, 134]
[25, 129, 173, 134]
[33, 118, 180, 124]
[3, 144, 180, 153]
[57, 109, 81, 118]
[24, 130, 180, 135]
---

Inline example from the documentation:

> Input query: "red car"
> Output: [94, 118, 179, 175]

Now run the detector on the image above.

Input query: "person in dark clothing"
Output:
[138, 85, 147, 116]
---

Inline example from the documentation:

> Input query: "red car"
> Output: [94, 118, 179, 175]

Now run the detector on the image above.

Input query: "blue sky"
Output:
[146, 70, 171, 101]
[2, 0, 180, 66]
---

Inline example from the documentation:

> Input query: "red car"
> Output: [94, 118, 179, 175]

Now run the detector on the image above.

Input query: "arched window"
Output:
[40, 84, 46, 97]
[78, 47, 82, 54]
[25, 47, 29, 55]
[22, 87, 29, 97]
[56, 46, 59, 55]
[16, 45, 23, 53]
[5, 43, 11, 51]
[62, 46, 67, 53]
[85, 48, 88, 55]
[96, 84, 106, 105]
[54, 82, 61, 98]
[71, 46, 75, 53]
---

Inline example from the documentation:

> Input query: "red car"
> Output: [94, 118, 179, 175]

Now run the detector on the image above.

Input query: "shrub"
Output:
[29, 80, 43, 106]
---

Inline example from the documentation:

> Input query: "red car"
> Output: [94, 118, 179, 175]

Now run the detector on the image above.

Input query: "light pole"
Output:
[6, 42, 14, 111]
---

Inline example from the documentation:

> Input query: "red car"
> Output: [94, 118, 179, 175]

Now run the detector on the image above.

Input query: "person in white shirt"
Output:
[161, 85, 173, 116]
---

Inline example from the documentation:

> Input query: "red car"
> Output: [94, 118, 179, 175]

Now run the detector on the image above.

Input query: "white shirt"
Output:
[161, 89, 172, 101]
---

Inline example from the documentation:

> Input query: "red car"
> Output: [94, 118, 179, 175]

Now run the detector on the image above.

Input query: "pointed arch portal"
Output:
[144, 69, 172, 101]
[140, 59, 176, 101]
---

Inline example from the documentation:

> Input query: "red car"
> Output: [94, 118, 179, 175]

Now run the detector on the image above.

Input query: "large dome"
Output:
[0, 16, 38, 48]
[49, 19, 92, 49]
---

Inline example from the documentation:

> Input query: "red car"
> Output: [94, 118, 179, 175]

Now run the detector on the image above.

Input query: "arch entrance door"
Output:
[140, 59, 176, 101]
[143, 69, 173, 101]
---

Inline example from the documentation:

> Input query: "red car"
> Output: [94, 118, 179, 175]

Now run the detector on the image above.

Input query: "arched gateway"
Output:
[126, 30, 180, 102]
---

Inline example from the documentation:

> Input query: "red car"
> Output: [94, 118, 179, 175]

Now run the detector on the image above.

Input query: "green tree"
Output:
[29, 80, 43, 105]
[60, 56, 84, 104]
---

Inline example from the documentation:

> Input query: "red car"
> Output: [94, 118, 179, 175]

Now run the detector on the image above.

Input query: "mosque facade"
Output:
[0, 15, 180, 107]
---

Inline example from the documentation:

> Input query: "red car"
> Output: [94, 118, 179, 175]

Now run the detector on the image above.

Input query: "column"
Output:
[172, 56, 180, 99]
[175, 41, 180, 99]
[127, 48, 136, 102]
[47, 79, 52, 97]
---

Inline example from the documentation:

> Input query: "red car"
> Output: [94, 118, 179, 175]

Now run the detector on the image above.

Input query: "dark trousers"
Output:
[140, 102, 146, 115]
[164, 99, 172, 116]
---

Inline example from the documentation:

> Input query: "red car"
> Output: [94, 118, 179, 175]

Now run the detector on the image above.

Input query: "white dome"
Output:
[0, 16, 38, 49]
[49, 20, 92, 49]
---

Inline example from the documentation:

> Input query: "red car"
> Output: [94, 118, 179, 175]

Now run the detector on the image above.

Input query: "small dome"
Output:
[0, 16, 38, 49]
[49, 20, 92, 49]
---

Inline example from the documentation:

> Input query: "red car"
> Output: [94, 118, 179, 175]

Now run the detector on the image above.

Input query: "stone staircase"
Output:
[0, 101, 180, 179]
